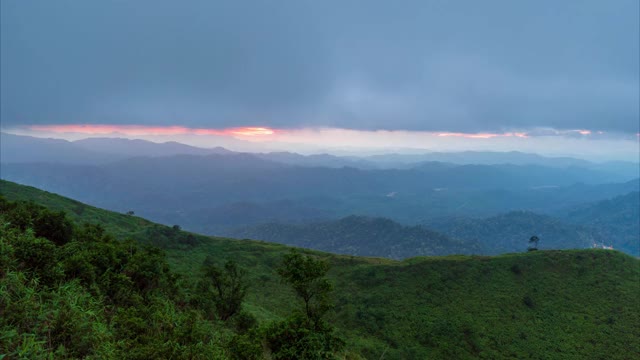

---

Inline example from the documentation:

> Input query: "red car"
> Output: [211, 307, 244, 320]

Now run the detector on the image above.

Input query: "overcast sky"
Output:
[1, 0, 639, 160]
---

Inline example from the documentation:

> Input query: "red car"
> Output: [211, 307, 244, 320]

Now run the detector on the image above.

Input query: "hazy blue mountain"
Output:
[337, 179, 640, 224]
[4, 133, 637, 178]
[424, 211, 603, 254]
[2, 153, 638, 232]
[364, 151, 594, 168]
[2, 153, 633, 203]
[150, 199, 333, 235]
[256, 151, 377, 169]
[409, 162, 628, 188]
[563, 191, 640, 255]
[1, 133, 236, 164]
[589, 161, 640, 181]
[73, 137, 233, 157]
[227, 215, 481, 259]
[366, 151, 639, 178]
[0, 132, 118, 164]
[418, 151, 595, 167]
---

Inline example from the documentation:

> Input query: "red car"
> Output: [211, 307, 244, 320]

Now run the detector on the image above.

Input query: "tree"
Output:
[33, 208, 74, 246]
[528, 235, 539, 251]
[277, 250, 333, 330]
[266, 250, 344, 359]
[198, 257, 247, 321]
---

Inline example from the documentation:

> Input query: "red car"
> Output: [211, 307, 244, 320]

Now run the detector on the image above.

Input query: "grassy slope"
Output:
[0, 179, 155, 239]
[2, 180, 638, 359]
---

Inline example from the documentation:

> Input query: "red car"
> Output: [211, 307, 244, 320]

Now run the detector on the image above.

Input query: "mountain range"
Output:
[2, 133, 638, 257]
[2, 149, 637, 229]
[3, 132, 639, 175]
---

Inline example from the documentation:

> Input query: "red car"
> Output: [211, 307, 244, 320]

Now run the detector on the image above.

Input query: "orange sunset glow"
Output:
[436, 132, 529, 139]
[27, 124, 278, 138]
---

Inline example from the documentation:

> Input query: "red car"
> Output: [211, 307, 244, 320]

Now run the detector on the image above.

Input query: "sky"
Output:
[1, 0, 639, 160]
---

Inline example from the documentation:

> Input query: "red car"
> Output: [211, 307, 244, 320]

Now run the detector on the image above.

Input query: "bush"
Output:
[265, 316, 345, 360]
[523, 295, 535, 308]
[510, 264, 522, 275]
[13, 232, 61, 284]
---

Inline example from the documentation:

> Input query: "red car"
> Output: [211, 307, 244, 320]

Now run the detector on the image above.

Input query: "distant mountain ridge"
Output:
[365, 151, 594, 168]
[73, 137, 233, 157]
[2, 133, 638, 249]
[0, 132, 118, 164]
[0, 133, 235, 164]
[3, 133, 638, 174]
[2, 149, 638, 233]
[255, 151, 377, 169]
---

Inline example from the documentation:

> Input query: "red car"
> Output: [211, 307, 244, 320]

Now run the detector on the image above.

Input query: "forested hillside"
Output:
[228, 215, 481, 259]
[0, 196, 345, 359]
[1, 180, 639, 359]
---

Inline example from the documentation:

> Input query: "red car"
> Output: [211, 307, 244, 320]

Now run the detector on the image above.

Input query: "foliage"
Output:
[278, 250, 333, 328]
[0, 198, 227, 359]
[195, 257, 248, 321]
[266, 251, 345, 358]
[528, 235, 540, 251]
[265, 315, 345, 360]
[1, 181, 639, 359]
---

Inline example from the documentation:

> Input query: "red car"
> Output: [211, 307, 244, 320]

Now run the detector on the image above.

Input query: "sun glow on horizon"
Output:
[436, 132, 529, 139]
[15, 124, 609, 142]
[3, 123, 636, 161]
[228, 127, 275, 136]
[25, 124, 278, 138]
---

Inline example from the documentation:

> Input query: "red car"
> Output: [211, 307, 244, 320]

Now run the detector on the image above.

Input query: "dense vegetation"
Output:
[0, 196, 345, 359]
[1, 180, 639, 359]
[229, 215, 480, 259]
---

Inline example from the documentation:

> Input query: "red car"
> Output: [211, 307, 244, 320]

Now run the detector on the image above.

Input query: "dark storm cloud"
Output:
[1, 0, 638, 133]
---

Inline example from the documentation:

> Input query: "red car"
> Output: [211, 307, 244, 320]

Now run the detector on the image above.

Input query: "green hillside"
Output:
[1, 180, 639, 359]
[0, 179, 159, 240]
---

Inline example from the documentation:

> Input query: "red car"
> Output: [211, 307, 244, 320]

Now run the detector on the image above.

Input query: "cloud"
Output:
[1, 0, 638, 134]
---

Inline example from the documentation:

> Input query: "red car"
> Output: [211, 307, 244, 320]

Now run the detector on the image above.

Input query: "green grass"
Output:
[0, 179, 155, 239]
[2, 179, 639, 359]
